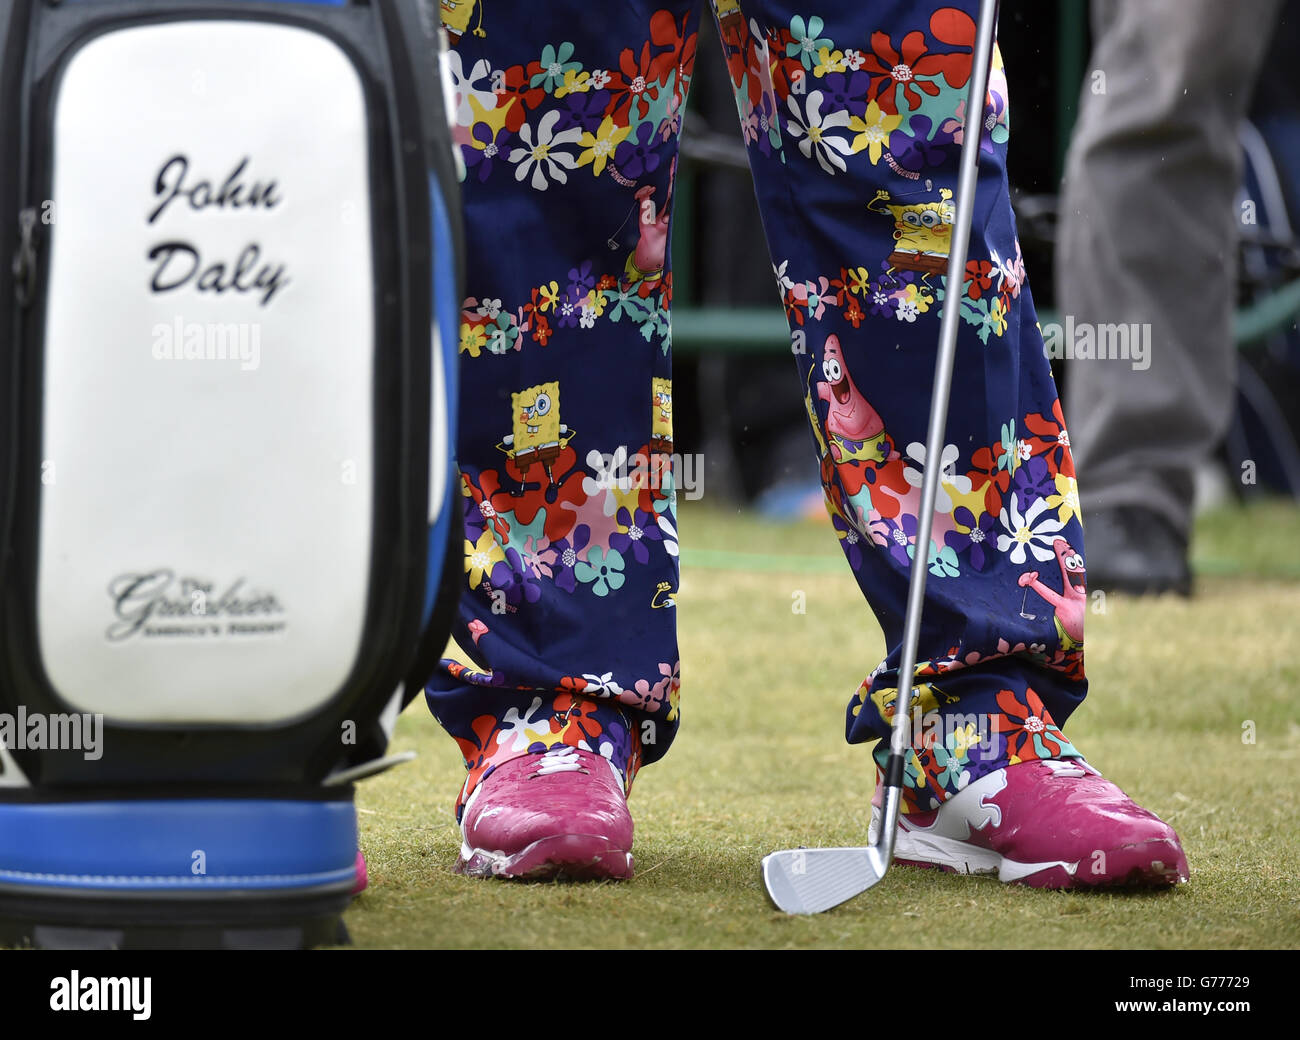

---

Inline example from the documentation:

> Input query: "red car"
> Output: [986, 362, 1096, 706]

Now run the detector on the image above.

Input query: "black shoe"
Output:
[1082, 506, 1192, 596]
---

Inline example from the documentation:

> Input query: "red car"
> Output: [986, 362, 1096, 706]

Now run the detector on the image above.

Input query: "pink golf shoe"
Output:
[455, 745, 635, 880]
[352, 850, 369, 895]
[871, 759, 1189, 888]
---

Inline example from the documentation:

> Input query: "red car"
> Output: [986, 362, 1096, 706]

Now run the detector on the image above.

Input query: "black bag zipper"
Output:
[11, 205, 36, 308]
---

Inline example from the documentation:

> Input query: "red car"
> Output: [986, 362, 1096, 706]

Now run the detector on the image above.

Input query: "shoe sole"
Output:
[895, 828, 1188, 888]
[455, 833, 635, 881]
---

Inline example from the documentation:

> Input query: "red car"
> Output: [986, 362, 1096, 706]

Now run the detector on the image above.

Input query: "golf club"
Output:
[762, 0, 1003, 915]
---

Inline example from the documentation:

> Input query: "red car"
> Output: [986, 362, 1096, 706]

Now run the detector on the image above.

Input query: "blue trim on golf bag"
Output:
[0, 799, 356, 891]
[424, 176, 462, 626]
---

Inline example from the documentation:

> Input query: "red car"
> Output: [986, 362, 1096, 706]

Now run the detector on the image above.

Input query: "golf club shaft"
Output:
[883, 0, 1001, 806]
[759, 0, 1006, 914]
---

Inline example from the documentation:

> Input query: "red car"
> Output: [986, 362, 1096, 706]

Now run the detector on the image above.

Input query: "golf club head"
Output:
[761, 845, 891, 914]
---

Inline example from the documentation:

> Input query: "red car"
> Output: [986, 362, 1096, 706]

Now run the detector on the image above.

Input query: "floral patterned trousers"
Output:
[428, 0, 1088, 820]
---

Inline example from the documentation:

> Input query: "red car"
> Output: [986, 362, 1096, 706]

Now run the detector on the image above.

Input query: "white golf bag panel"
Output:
[0, 0, 463, 797]
[39, 20, 376, 724]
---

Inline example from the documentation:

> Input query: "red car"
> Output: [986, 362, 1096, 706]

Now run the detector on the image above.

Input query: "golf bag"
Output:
[0, 0, 463, 946]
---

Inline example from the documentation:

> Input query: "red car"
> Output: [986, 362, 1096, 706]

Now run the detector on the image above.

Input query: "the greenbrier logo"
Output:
[106, 569, 286, 642]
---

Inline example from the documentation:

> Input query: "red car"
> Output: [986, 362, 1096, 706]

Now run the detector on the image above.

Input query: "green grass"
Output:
[346, 500, 1300, 949]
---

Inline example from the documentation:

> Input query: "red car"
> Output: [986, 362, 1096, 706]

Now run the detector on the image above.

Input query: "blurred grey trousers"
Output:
[1056, 0, 1281, 537]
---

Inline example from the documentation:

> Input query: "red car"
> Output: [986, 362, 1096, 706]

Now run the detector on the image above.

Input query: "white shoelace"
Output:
[531, 746, 587, 777]
[1040, 759, 1089, 779]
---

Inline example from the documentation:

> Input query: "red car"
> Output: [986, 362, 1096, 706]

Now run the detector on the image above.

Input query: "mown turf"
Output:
[345, 500, 1300, 949]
